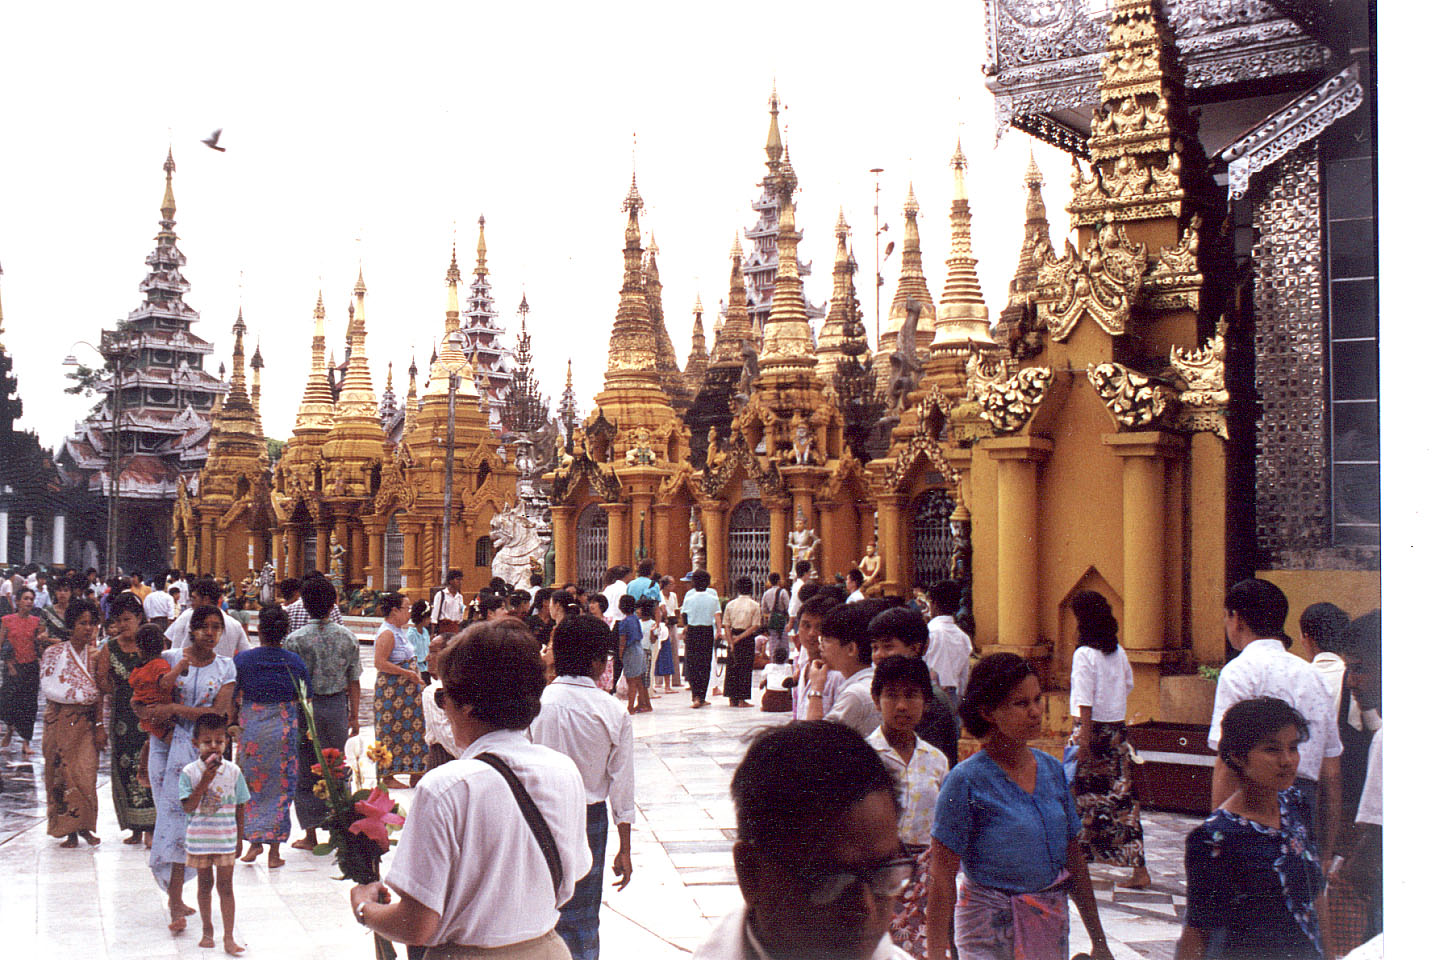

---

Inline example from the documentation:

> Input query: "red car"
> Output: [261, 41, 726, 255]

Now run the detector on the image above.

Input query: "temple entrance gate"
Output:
[911, 489, 955, 589]
[727, 499, 769, 596]
[382, 514, 404, 590]
[576, 503, 608, 592]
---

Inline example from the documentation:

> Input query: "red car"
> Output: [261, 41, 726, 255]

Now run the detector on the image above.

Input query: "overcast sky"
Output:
[1, 0, 1078, 449]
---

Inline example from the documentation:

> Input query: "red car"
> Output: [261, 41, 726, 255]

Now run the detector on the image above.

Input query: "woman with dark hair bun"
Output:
[928, 653, 1113, 960]
[349, 619, 589, 957]
[1176, 697, 1323, 959]
[1066, 589, 1148, 888]
[373, 592, 426, 790]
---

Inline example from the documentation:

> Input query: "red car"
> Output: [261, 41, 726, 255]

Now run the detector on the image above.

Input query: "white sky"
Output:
[1, 0, 1078, 449]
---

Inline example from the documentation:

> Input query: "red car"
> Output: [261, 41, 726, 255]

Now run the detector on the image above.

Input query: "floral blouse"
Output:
[1183, 787, 1323, 958]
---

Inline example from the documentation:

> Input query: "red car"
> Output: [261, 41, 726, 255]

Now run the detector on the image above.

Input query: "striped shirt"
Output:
[179, 758, 250, 854]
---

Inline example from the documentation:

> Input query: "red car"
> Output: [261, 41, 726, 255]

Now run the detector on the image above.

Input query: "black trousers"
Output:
[684, 626, 714, 700]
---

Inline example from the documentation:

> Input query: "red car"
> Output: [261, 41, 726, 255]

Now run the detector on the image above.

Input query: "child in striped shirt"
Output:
[179, 712, 249, 954]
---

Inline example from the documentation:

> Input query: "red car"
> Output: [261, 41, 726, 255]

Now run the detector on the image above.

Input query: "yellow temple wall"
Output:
[1259, 569, 1382, 645]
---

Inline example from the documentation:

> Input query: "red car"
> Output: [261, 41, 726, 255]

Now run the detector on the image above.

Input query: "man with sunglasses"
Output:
[695, 721, 916, 959]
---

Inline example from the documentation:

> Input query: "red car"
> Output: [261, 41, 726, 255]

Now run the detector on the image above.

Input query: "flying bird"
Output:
[202, 128, 226, 152]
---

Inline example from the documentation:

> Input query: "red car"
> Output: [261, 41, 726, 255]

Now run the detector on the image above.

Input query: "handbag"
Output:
[475, 753, 564, 898]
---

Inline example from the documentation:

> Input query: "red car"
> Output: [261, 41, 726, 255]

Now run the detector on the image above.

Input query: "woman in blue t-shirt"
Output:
[234, 604, 309, 868]
[926, 653, 1113, 960]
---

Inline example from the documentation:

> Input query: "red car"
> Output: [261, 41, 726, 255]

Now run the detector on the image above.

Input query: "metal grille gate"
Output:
[576, 504, 608, 593]
[911, 489, 955, 589]
[727, 499, 769, 597]
[382, 514, 404, 590]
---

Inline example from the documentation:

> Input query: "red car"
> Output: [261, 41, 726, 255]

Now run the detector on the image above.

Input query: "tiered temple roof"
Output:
[459, 216, 516, 413]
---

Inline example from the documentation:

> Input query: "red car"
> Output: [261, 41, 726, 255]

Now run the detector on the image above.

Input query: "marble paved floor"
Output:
[0, 658, 1199, 958]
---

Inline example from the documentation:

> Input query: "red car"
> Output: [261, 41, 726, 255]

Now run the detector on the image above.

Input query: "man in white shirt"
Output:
[844, 568, 865, 604]
[1300, 601, 1351, 713]
[792, 595, 844, 718]
[1208, 578, 1343, 860]
[694, 721, 914, 960]
[167, 578, 252, 658]
[785, 560, 814, 638]
[924, 579, 972, 705]
[432, 568, 467, 633]
[352, 622, 590, 954]
[805, 601, 881, 737]
[143, 578, 176, 626]
[600, 565, 631, 628]
[531, 614, 635, 960]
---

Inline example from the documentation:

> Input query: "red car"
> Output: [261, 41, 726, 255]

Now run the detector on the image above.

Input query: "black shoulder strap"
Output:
[474, 752, 563, 897]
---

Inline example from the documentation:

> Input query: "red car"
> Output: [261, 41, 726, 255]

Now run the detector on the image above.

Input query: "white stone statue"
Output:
[489, 502, 546, 590]
[787, 508, 820, 579]
[689, 507, 706, 572]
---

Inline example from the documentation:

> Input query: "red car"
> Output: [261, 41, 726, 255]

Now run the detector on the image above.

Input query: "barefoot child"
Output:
[128, 624, 177, 788]
[179, 713, 248, 954]
[616, 595, 649, 714]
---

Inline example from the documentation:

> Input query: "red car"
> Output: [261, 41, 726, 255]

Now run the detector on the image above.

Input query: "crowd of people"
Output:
[0, 560, 1383, 960]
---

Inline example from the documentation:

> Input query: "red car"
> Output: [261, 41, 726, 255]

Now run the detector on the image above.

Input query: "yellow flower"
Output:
[312, 781, 329, 799]
[366, 742, 394, 766]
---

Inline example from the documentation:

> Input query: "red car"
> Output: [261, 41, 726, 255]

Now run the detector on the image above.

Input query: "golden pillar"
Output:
[247, 529, 263, 573]
[199, 519, 216, 576]
[316, 525, 331, 579]
[350, 523, 365, 587]
[701, 500, 726, 587]
[654, 505, 673, 577]
[604, 503, 628, 570]
[285, 525, 302, 579]
[400, 521, 421, 595]
[984, 436, 1053, 649]
[270, 529, 285, 578]
[875, 493, 905, 595]
[551, 506, 577, 586]
[766, 499, 789, 582]
[365, 521, 384, 590]
[1102, 431, 1185, 651]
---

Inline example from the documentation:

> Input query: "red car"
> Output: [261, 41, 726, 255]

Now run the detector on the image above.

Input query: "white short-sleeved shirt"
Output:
[1355, 727, 1382, 826]
[787, 578, 806, 619]
[530, 676, 635, 824]
[385, 729, 591, 948]
[601, 580, 628, 627]
[143, 590, 175, 620]
[825, 666, 880, 736]
[925, 616, 972, 695]
[169, 608, 252, 659]
[1207, 638, 1343, 782]
[1069, 645, 1134, 723]
[866, 727, 948, 846]
[420, 685, 461, 757]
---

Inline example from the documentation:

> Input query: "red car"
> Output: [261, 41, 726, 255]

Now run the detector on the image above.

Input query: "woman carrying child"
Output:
[234, 604, 310, 868]
[95, 592, 156, 845]
[40, 596, 105, 847]
[1175, 697, 1326, 960]
[148, 603, 237, 932]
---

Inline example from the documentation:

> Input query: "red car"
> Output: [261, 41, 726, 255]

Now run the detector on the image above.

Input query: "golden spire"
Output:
[223, 307, 252, 412]
[712, 233, 754, 365]
[1006, 148, 1051, 308]
[759, 142, 816, 368]
[474, 215, 488, 277]
[161, 148, 177, 222]
[882, 182, 937, 356]
[816, 208, 858, 379]
[404, 354, 419, 435]
[249, 340, 264, 415]
[427, 249, 480, 400]
[335, 270, 380, 422]
[765, 81, 783, 171]
[295, 291, 336, 435]
[932, 130, 994, 350]
[682, 293, 710, 394]
[604, 173, 661, 377]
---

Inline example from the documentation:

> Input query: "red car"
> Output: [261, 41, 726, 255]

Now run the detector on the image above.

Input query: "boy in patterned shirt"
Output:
[179, 713, 249, 954]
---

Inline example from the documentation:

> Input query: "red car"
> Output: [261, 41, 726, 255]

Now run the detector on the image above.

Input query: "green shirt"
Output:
[283, 621, 361, 697]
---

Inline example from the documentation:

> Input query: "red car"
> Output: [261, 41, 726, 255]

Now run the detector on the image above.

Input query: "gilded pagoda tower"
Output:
[873, 184, 938, 378]
[458, 216, 516, 417]
[681, 295, 710, 399]
[59, 150, 227, 574]
[643, 238, 689, 413]
[814, 210, 862, 384]
[682, 236, 758, 468]
[177, 310, 272, 578]
[548, 176, 692, 590]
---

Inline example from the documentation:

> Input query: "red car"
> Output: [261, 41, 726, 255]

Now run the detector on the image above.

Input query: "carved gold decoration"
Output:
[1167, 322, 1229, 439]
[976, 366, 1054, 434]
[884, 434, 962, 490]
[819, 450, 872, 503]
[1034, 222, 1147, 340]
[1087, 361, 1178, 429]
[1068, 150, 1186, 226]
[1142, 217, 1204, 311]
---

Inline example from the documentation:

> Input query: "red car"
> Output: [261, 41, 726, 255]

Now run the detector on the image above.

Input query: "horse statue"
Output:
[489, 503, 546, 591]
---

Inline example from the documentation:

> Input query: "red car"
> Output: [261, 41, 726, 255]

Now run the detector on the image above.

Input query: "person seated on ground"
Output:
[867, 606, 959, 768]
[530, 614, 636, 960]
[758, 645, 793, 713]
[804, 600, 886, 736]
[693, 720, 916, 960]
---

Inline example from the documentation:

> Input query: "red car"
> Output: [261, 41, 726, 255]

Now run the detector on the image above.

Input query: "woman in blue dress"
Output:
[1176, 697, 1325, 959]
[145, 603, 236, 931]
[926, 653, 1113, 960]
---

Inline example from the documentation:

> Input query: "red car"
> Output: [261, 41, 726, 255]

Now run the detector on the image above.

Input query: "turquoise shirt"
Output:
[679, 588, 721, 628]
[931, 747, 1080, 893]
